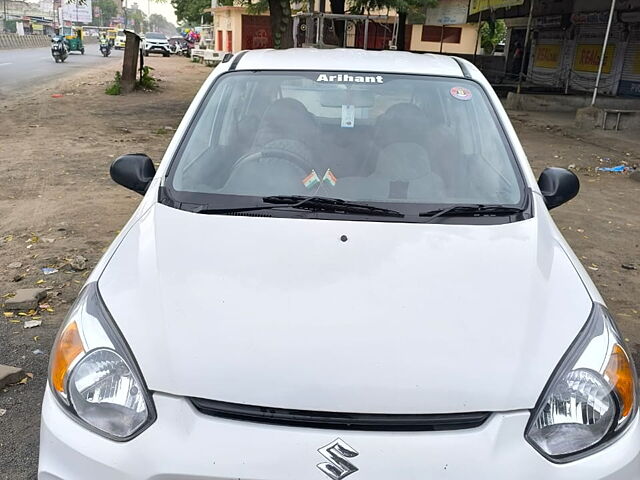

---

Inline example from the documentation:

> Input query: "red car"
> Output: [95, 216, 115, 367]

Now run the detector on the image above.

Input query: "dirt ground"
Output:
[0, 57, 639, 479]
[0, 56, 212, 479]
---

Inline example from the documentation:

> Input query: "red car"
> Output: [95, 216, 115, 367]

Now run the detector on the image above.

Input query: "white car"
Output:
[114, 30, 126, 49]
[39, 49, 639, 479]
[143, 31, 170, 57]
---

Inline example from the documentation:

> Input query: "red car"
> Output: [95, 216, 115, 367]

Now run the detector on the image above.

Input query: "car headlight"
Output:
[49, 283, 155, 440]
[526, 303, 637, 462]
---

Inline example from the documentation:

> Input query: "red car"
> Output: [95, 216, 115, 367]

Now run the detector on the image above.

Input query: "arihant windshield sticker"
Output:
[450, 86, 473, 101]
[341, 105, 355, 128]
[323, 169, 337, 186]
[316, 73, 384, 84]
[302, 170, 320, 188]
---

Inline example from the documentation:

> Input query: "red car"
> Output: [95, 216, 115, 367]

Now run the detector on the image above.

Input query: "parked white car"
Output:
[142, 31, 170, 57]
[39, 49, 639, 479]
[114, 30, 126, 49]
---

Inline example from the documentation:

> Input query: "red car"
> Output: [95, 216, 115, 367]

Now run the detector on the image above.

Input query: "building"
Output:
[411, 23, 481, 55]
[1, 0, 55, 34]
[474, 0, 640, 97]
[208, 0, 481, 55]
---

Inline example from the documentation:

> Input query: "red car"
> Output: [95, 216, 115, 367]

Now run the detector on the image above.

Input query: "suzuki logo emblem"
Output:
[317, 438, 359, 480]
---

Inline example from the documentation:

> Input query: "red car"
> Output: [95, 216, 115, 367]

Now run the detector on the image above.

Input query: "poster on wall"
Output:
[573, 45, 615, 74]
[534, 44, 561, 69]
[62, 0, 93, 23]
[425, 0, 469, 26]
[469, 0, 524, 15]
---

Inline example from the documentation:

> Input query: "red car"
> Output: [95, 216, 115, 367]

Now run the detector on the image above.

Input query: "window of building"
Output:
[421, 26, 463, 44]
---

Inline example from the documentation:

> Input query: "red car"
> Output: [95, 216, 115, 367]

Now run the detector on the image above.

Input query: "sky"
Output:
[130, 0, 178, 25]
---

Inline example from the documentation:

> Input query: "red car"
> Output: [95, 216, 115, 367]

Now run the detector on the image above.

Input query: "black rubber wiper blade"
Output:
[194, 205, 281, 214]
[263, 195, 405, 217]
[192, 195, 326, 215]
[419, 204, 524, 223]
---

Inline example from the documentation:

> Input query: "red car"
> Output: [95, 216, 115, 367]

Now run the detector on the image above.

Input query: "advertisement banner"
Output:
[633, 51, 640, 75]
[62, 0, 93, 23]
[571, 12, 610, 25]
[534, 44, 561, 69]
[469, 0, 524, 15]
[573, 44, 615, 74]
[425, 0, 469, 26]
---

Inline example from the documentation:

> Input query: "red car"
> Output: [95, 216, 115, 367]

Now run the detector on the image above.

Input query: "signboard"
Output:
[425, 0, 469, 26]
[570, 12, 610, 25]
[469, 0, 524, 15]
[573, 45, 615, 74]
[534, 44, 561, 69]
[620, 11, 640, 23]
[533, 15, 563, 29]
[618, 80, 640, 97]
[62, 0, 93, 23]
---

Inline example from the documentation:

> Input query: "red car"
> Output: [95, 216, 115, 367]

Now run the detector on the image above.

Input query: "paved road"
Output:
[0, 45, 123, 98]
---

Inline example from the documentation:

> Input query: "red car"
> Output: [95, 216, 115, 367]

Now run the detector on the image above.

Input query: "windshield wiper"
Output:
[194, 195, 404, 218]
[264, 195, 404, 217]
[419, 204, 524, 223]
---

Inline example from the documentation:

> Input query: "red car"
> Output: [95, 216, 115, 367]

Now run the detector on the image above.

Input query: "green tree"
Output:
[350, 0, 437, 51]
[237, 0, 293, 49]
[93, 0, 118, 27]
[148, 13, 177, 34]
[267, 0, 293, 49]
[480, 18, 506, 54]
[170, 0, 212, 24]
[126, 7, 148, 32]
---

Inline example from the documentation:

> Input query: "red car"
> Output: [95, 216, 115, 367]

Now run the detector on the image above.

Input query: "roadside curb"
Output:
[0, 33, 51, 49]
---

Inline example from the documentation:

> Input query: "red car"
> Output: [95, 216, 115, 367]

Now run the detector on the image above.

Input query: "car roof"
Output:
[233, 48, 471, 79]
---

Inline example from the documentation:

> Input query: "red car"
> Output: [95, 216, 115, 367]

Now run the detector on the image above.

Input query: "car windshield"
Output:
[145, 32, 165, 39]
[168, 71, 525, 219]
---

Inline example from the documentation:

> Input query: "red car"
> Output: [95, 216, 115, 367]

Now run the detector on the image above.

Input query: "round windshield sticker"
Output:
[450, 87, 473, 101]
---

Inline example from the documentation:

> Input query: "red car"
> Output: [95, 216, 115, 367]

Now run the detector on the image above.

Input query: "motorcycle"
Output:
[168, 37, 193, 57]
[99, 40, 111, 57]
[51, 35, 68, 63]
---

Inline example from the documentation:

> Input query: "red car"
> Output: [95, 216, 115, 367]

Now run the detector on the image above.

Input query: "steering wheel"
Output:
[230, 147, 314, 175]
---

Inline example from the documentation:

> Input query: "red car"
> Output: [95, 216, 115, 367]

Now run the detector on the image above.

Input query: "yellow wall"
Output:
[212, 7, 245, 52]
[410, 23, 480, 54]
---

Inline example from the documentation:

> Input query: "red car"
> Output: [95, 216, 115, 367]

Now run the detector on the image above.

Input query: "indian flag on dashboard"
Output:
[323, 169, 337, 186]
[302, 170, 320, 188]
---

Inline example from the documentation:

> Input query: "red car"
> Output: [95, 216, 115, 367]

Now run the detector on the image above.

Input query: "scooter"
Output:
[51, 35, 69, 63]
[99, 40, 111, 57]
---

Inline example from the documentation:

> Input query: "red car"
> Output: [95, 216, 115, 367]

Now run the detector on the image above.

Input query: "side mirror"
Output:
[110, 154, 156, 195]
[537, 167, 579, 210]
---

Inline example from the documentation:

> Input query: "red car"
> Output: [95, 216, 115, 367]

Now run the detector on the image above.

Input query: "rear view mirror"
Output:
[537, 167, 579, 210]
[110, 154, 156, 195]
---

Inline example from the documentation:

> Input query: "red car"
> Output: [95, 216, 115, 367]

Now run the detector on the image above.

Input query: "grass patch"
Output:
[105, 71, 121, 95]
[137, 66, 158, 91]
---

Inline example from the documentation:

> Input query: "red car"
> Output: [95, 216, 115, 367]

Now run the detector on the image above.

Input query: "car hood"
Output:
[98, 201, 592, 414]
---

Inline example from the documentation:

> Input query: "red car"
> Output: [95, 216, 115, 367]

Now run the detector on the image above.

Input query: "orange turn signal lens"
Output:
[51, 321, 85, 393]
[605, 344, 636, 418]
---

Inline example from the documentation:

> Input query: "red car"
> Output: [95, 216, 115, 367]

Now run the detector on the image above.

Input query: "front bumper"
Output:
[39, 389, 640, 480]
[145, 44, 169, 53]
